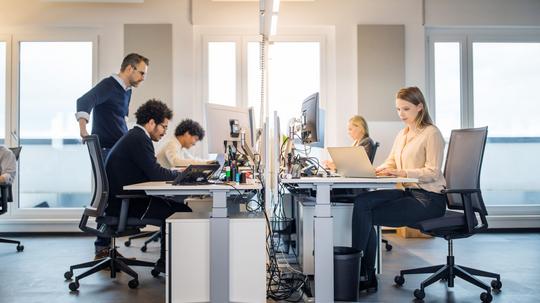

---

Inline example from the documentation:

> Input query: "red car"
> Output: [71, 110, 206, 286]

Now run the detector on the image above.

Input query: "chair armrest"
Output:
[1, 185, 10, 214]
[116, 194, 148, 200]
[442, 188, 480, 194]
[443, 188, 482, 233]
[117, 197, 132, 233]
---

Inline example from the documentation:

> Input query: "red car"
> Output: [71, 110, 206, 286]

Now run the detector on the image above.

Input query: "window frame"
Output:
[7, 32, 98, 222]
[426, 28, 540, 225]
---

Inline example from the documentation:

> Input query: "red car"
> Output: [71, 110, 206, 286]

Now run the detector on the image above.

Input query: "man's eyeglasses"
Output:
[159, 123, 168, 130]
[132, 65, 146, 77]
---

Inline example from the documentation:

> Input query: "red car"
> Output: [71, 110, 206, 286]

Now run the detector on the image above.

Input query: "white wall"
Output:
[425, 0, 540, 26]
[0, 0, 194, 128]
[193, 0, 425, 147]
[2, 0, 540, 149]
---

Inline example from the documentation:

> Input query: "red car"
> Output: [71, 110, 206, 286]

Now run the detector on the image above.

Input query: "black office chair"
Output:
[394, 127, 501, 303]
[124, 230, 160, 252]
[0, 147, 24, 252]
[64, 135, 160, 291]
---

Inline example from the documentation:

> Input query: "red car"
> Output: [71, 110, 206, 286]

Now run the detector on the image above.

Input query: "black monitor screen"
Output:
[300, 92, 324, 147]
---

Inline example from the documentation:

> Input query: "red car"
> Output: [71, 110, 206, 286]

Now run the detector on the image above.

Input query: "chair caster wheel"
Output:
[64, 271, 73, 280]
[141, 246, 147, 252]
[491, 279, 502, 290]
[69, 281, 80, 291]
[480, 292, 493, 303]
[385, 244, 393, 251]
[128, 279, 139, 289]
[16, 245, 24, 252]
[414, 289, 425, 300]
[124, 241, 131, 247]
[394, 275, 404, 286]
[151, 269, 160, 277]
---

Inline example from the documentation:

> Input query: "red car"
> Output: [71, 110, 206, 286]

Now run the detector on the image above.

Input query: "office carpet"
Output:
[0, 232, 538, 303]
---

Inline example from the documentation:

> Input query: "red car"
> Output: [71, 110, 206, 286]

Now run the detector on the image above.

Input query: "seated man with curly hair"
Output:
[156, 119, 213, 168]
[105, 99, 191, 272]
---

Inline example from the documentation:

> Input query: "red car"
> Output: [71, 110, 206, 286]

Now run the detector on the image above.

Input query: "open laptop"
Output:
[327, 146, 378, 178]
[169, 164, 221, 185]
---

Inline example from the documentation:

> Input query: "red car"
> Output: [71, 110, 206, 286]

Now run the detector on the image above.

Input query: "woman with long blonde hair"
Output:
[352, 87, 447, 293]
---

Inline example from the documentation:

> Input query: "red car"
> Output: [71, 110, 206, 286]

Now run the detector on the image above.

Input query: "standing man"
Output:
[75, 53, 148, 258]
[76, 53, 149, 160]
[106, 99, 191, 272]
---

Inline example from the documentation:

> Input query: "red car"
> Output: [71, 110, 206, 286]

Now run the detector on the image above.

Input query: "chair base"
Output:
[381, 238, 392, 251]
[0, 237, 24, 252]
[124, 231, 161, 252]
[395, 255, 501, 303]
[64, 245, 160, 291]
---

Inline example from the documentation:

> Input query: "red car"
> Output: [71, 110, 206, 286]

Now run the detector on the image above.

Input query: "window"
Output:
[265, 42, 320, 133]
[0, 41, 6, 141]
[18, 41, 94, 209]
[428, 30, 540, 212]
[207, 42, 237, 106]
[206, 37, 322, 135]
[472, 43, 540, 137]
[433, 42, 461, 139]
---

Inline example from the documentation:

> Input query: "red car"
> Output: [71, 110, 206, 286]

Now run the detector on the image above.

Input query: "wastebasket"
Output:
[334, 246, 363, 301]
[270, 218, 294, 254]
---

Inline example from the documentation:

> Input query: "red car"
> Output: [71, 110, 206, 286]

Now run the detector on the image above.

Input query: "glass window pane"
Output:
[433, 42, 461, 139]
[268, 42, 320, 134]
[19, 41, 93, 208]
[208, 42, 236, 106]
[0, 42, 5, 141]
[247, 41, 262, 129]
[473, 42, 540, 206]
[473, 43, 540, 137]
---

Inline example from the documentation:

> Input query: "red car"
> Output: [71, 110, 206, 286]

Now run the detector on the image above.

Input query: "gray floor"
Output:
[0, 232, 538, 303]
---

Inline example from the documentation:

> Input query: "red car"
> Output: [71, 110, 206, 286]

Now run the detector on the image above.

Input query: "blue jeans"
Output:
[351, 189, 447, 272]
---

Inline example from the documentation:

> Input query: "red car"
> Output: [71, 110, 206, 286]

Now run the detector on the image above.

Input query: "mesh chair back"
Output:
[369, 142, 379, 164]
[81, 135, 109, 222]
[444, 127, 488, 215]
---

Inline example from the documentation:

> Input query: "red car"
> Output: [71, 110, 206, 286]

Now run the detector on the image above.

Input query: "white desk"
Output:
[281, 177, 417, 303]
[124, 181, 262, 303]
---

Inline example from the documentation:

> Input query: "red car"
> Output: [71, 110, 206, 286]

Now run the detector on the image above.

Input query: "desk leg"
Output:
[377, 225, 382, 275]
[210, 190, 229, 302]
[314, 184, 333, 302]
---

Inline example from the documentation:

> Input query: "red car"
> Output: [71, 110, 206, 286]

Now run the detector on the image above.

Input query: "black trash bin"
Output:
[334, 246, 363, 301]
[270, 218, 294, 254]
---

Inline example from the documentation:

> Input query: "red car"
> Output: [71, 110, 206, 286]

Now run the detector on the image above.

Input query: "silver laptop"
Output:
[327, 147, 376, 177]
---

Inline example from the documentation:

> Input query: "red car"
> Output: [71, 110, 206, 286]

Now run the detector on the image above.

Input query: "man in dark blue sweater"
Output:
[106, 99, 191, 271]
[76, 53, 148, 157]
[76, 53, 148, 255]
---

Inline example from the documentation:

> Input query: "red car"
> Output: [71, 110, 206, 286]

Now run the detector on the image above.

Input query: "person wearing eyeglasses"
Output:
[105, 99, 191, 273]
[76, 53, 148, 159]
[75, 53, 149, 258]
[157, 119, 214, 169]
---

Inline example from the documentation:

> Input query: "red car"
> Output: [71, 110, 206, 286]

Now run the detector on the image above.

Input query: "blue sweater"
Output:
[105, 127, 178, 217]
[77, 76, 132, 149]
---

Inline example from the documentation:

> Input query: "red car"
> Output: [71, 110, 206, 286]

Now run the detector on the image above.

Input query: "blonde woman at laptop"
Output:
[351, 87, 447, 293]
[324, 115, 375, 170]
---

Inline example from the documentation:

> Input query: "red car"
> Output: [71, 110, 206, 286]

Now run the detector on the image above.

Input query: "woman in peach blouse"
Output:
[352, 87, 447, 293]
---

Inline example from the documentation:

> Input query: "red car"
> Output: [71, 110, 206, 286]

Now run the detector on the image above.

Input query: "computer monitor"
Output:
[205, 103, 254, 154]
[300, 92, 325, 147]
